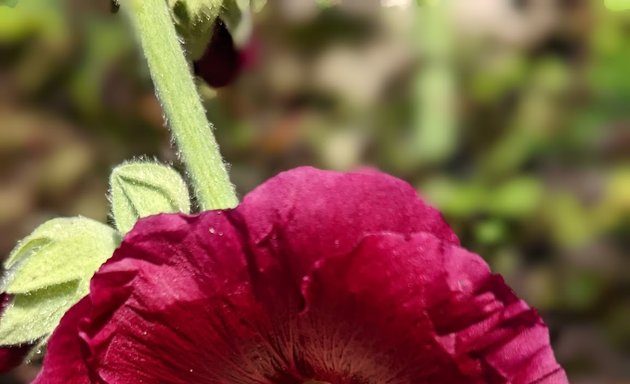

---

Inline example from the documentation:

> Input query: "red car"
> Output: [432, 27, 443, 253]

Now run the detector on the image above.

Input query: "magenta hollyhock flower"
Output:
[33, 167, 566, 383]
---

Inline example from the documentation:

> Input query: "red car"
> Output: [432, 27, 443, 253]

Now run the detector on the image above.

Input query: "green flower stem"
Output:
[123, 0, 238, 210]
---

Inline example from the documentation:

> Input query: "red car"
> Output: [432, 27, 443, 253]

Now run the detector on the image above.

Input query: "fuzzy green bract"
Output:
[110, 162, 191, 234]
[169, 0, 223, 21]
[606, 0, 630, 11]
[168, 0, 223, 59]
[0, 218, 120, 345]
[168, 0, 266, 59]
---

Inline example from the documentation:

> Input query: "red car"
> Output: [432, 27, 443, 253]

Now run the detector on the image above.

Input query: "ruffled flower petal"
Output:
[33, 167, 566, 384]
[238, 167, 458, 283]
[33, 298, 91, 384]
[301, 233, 567, 383]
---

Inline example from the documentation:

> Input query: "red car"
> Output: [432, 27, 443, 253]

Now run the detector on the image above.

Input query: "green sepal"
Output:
[221, 0, 265, 46]
[168, 0, 223, 59]
[110, 161, 191, 234]
[0, 217, 120, 345]
[169, 0, 223, 21]
[0, 282, 79, 345]
[228, 0, 267, 16]
[168, 0, 266, 60]
[605, 0, 630, 11]
[3, 218, 120, 294]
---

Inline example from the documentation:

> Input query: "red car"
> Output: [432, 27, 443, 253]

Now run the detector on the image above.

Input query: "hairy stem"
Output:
[123, 0, 238, 210]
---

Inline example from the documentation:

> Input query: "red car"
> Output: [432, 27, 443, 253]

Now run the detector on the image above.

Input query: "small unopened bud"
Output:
[109, 162, 191, 234]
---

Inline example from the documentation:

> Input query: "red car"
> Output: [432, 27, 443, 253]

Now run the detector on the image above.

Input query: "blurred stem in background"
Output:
[413, 0, 457, 165]
[123, 0, 238, 210]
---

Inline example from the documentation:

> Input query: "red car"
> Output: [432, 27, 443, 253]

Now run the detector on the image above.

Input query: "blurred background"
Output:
[0, 0, 629, 383]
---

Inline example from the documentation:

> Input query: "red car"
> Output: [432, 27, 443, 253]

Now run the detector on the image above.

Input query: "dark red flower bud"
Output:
[193, 20, 242, 88]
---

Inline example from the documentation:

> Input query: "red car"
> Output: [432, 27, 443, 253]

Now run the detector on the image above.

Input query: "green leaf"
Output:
[110, 162, 191, 234]
[3, 218, 120, 294]
[0, 282, 79, 345]
[605, 0, 630, 11]
[0, 217, 119, 345]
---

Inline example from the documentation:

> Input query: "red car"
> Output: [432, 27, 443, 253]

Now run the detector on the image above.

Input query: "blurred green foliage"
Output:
[0, 0, 629, 383]
[606, 0, 630, 11]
